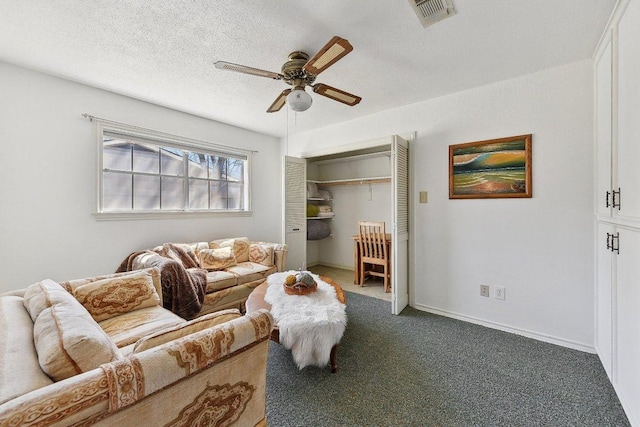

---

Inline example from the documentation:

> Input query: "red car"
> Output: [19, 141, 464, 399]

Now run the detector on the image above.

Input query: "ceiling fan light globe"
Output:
[286, 88, 312, 112]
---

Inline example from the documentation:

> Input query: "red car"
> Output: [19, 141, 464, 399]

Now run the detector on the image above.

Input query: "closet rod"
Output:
[313, 176, 391, 186]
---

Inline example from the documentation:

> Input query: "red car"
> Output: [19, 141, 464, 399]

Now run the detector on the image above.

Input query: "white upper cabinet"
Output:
[595, 32, 612, 218]
[615, 0, 640, 223]
[597, 0, 640, 224]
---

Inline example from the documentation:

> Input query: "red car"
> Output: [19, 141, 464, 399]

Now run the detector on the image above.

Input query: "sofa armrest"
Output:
[271, 243, 288, 272]
[0, 289, 25, 297]
[0, 310, 274, 426]
[129, 308, 273, 396]
[0, 368, 111, 426]
[251, 241, 288, 272]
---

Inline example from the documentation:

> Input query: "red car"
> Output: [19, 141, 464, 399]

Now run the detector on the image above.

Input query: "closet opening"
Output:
[283, 134, 410, 315]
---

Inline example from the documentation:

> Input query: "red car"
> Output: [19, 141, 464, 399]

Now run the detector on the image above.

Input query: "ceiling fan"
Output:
[214, 36, 362, 113]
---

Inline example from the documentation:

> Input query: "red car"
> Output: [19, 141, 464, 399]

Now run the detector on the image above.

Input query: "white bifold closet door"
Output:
[282, 156, 306, 270]
[391, 135, 409, 315]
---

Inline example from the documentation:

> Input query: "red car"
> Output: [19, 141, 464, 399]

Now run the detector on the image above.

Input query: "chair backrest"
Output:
[358, 221, 387, 261]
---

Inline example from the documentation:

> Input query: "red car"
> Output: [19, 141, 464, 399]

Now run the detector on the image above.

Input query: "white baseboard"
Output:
[311, 262, 354, 271]
[614, 384, 640, 427]
[413, 303, 596, 354]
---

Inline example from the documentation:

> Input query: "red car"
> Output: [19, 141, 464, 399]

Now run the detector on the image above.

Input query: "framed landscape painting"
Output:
[449, 134, 532, 199]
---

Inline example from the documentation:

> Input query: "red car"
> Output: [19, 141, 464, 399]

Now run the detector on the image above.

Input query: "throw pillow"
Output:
[211, 237, 250, 263]
[33, 299, 122, 381]
[23, 279, 77, 323]
[249, 243, 275, 266]
[73, 270, 161, 322]
[132, 309, 242, 353]
[198, 247, 237, 271]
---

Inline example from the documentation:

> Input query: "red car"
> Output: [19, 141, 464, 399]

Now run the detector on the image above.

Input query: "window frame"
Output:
[93, 120, 252, 220]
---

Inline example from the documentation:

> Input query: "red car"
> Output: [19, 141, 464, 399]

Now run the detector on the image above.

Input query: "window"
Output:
[97, 124, 250, 215]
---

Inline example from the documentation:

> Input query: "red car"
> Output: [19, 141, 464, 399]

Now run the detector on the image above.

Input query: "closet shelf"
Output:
[308, 176, 391, 186]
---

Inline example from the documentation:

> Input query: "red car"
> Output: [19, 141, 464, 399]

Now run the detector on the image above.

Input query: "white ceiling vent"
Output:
[408, 0, 456, 28]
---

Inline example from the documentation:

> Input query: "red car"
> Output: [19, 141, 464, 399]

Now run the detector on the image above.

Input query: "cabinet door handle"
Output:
[606, 232, 612, 250]
[606, 191, 611, 208]
[612, 188, 621, 210]
[611, 232, 620, 254]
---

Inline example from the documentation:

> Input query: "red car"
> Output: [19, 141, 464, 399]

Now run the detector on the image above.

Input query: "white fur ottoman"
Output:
[245, 272, 347, 372]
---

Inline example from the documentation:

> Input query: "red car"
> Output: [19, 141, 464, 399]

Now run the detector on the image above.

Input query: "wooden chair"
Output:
[357, 221, 391, 292]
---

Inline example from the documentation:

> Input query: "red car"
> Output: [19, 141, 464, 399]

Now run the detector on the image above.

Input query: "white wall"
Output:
[285, 60, 595, 351]
[307, 154, 392, 269]
[0, 62, 282, 292]
[310, 182, 392, 269]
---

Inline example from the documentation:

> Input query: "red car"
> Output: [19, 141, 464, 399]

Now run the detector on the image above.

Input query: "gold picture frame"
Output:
[449, 134, 532, 199]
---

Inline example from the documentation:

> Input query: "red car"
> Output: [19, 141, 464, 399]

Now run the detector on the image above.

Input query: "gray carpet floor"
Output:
[265, 292, 630, 427]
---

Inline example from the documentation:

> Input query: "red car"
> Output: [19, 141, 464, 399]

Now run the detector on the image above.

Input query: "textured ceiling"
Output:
[0, 1, 615, 138]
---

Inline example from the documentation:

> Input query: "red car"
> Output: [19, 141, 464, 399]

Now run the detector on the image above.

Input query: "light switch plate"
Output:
[419, 191, 428, 203]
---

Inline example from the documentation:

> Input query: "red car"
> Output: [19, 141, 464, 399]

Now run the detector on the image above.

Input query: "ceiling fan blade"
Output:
[267, 89, 292, 113]
[214, 61, 283, 80]
[313, 84, 361, 106]
[303, 36, 353, 76]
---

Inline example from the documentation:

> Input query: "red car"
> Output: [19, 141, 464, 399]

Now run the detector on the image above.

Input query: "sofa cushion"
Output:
[132, 308, 242, 353]
[198, 247, 237, 271]
[73, 270, 161, 322]
[0, 295, 54, 404]
[249, 243, 275, 266]
[23, 279, 76, 322]
[60, 268, 164, 305]
[205, 270, 238, 292]
[226, 262, 277, 285]
[99, 305, 185, 348]
[33, 299, 122, 381]
[187, 241, 210, 255]
[211, 237, 250, 263]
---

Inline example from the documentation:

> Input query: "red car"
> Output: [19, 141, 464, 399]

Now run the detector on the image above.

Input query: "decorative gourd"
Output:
[283, 271, 318, 295]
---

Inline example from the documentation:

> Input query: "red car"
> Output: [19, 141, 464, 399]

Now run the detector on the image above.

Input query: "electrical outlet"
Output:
[480, 285, 490, 297]
[495, 286, 506, 300]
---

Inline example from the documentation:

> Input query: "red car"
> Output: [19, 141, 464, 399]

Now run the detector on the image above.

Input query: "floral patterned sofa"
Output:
[117, 237, 288, 319]
[0, 268, 273, 426]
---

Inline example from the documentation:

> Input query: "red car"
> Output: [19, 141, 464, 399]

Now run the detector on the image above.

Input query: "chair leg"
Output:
[359, 262, 364, 287]
[384, 263, 390, 293]
[383, 272, 388, 292]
